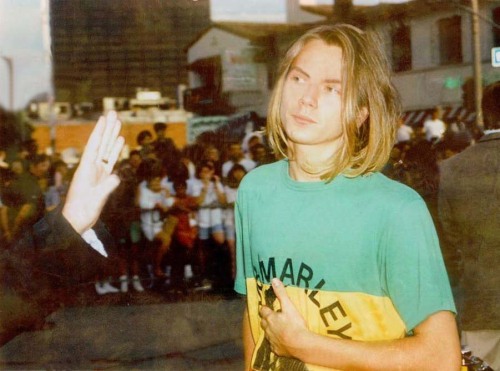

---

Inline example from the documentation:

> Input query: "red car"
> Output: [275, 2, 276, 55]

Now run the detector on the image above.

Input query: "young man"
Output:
[234, 24, 460, 370]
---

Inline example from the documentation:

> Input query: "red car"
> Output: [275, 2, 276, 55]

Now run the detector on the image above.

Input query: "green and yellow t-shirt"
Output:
[234, 160, 455, 371]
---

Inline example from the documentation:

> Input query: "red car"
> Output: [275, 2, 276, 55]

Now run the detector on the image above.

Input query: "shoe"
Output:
[95, 281, 119, 295]
[119, 275, 128, 293]
[193, 278, 212, 292]
[103, 281, 119, 294]
[95, 282, 106, 295]
[132, 275, 144, 292]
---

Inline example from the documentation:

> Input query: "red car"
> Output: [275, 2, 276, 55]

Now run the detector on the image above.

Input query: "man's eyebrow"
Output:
[289, 65, 341, 84]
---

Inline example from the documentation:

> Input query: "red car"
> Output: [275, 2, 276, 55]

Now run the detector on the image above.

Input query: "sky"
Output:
[0, 0, 52, 111]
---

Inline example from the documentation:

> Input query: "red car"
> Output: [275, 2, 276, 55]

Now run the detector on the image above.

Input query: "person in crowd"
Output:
[223, 163, 247, 281]
[179, 146, 197, 181]
[423, 106, 446, 144]
[249, 142, 272, 167]
[0, 167, 17, 246]
[128, 149, 142, 173]
[235, 24, 460, 370]
[438, 81, 500, 369]
[167, 179, 199, 290]
[101, 155, 144, 294]
[138, 162, 175, 279]
[10, 158, 25, 176]
[395, 117, 414, 144]
[241, 131, 264, 159]
[201, 144, 223, 177]
[189, 160, 226, 285]
[136, 130, 155, 159]
[221, 142, 256, 179]
[7, 154, 51, 240]
[45, 160, 71, 212]
[152, 122, 180, 168]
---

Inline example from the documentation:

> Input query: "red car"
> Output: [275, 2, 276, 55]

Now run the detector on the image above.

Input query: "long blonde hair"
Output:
[267, 24, 401, 181]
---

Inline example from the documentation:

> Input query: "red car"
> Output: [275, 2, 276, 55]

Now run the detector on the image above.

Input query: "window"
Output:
[493, 7, 500, 47]
[391, 24, 412, 72]
[438, 15, 462, 65]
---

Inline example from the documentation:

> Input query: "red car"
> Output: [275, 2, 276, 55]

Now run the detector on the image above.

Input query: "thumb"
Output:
[271, 278, 295, 313]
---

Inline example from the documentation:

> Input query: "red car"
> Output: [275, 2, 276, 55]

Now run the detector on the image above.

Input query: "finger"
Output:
[259, 305, 273, 318]
[81, 115, 106, 163]
[271, 278, 294, 313]
[103, 136, 124, 172]
[98, 111, 118, 161]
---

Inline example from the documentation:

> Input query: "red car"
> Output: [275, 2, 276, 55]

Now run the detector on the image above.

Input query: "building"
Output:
[186, 0, 500, 127]
[49, 0, 211, 108]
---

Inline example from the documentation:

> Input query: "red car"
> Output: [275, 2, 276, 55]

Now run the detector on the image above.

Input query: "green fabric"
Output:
[235, 160, 455, 332]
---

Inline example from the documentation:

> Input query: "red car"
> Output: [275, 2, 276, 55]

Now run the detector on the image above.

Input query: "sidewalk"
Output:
[0, 298, 245, 370]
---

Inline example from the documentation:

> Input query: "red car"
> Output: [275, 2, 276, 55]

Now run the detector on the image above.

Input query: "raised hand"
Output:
[62, 111, 124, 234]
[259, 278, 309, 358]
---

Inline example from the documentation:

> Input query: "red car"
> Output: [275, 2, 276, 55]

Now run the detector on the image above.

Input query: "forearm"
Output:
[292, 311, 460, 371]
[242, 307, 255, 371]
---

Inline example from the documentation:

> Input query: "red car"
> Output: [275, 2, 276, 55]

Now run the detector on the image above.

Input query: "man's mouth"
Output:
[292, 114, 316, 125]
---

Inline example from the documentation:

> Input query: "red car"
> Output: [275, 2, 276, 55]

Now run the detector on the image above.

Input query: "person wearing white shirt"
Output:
[423, 108, 446, 143]
[222, 142, 256, 178]
[188, 160, 226, 283]
[139, 173, 174, 278]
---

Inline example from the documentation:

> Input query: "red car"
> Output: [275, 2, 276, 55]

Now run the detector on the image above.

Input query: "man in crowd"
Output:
[423, 106, 446, 143]
[439, 81, 500, 369]
[221, 142, 256, 179]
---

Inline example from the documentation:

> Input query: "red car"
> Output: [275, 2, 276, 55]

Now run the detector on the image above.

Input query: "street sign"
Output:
[492, 47, 500, 67]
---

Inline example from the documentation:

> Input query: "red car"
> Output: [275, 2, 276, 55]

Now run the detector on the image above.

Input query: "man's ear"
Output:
[357, 107, 369, 128]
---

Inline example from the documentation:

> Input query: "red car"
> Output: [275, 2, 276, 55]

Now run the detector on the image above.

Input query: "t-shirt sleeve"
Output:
[382, 197, 456, 332]
[234, 191, 247, 295]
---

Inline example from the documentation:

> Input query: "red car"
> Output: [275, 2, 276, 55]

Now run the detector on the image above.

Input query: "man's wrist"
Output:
[62, 203, 88, 235]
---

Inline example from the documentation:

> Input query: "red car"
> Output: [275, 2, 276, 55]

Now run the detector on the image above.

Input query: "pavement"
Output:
[0, 297, 245, 370]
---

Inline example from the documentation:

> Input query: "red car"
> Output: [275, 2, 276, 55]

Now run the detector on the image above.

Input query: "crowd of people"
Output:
[0, 120, 273, 296]
[0, 108, 485, 298]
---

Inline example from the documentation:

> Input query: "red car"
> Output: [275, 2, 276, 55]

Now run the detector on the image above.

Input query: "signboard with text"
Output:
[492, 47, 500, 67]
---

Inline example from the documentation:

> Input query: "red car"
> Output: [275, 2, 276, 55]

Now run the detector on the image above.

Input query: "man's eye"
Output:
[325, 86, 341, 95]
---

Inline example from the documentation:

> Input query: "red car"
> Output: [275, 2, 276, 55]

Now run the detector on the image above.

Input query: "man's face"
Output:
[280, 40, 344, 155]
[199, 166, 214, 181]
[129, 154, 142, 170]
[148, 177, 162, 193]
[32, 160, 50, 178]
[156, 129, 166, 138]
[229, 144, 243, 161]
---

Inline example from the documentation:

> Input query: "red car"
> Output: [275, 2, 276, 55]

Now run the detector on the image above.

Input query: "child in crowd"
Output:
[188, 160, 226, 283]
[167, 179, 199, 289]
[139, 168, 175, 278]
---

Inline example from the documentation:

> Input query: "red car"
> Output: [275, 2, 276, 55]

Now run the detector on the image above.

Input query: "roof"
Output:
[185, 22, 312, 51]
[300, 0, 456, 23]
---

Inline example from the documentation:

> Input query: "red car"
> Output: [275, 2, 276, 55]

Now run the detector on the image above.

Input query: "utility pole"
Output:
[471, 0, 484, 129]
[332, 0, 353, 22]
[1, 56, 14, 111]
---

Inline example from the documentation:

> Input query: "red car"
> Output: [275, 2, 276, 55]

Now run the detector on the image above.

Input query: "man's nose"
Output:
[299, 85, 318, 108]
